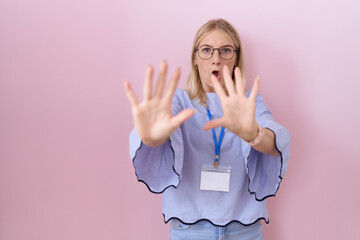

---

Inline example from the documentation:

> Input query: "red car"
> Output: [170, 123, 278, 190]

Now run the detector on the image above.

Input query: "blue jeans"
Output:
[169, 219, 264, 240]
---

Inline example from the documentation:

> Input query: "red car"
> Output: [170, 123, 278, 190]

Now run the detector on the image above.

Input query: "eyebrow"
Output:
[199, 44, 234, 48]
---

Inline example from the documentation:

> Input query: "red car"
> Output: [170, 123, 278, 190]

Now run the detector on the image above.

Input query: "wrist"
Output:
[142, 137, 168, 147]
[245, 123, 264, 146]
[240, 122, 259, 142]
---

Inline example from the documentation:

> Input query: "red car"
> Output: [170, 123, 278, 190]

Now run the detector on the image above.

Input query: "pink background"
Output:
[1, 0, 359, 239]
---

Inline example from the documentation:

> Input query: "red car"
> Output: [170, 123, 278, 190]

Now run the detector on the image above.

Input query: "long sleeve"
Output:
[129, 90, 186, 193]
[242, 94, 290, 201]
[128, 89, 288, 226]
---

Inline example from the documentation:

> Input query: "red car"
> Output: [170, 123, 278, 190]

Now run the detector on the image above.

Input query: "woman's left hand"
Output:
[203, 65, 260, 142]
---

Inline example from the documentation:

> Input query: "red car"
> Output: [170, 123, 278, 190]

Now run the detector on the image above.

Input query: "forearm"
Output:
[250, 127, 280, 156]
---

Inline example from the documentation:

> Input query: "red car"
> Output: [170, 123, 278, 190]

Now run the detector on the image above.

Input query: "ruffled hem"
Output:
[247, 127, 284, 202]
[131, 139, 180, 194]
[163, 214, 269, 227]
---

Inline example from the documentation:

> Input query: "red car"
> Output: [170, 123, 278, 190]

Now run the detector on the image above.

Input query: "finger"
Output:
[143, 65, 153, 101]
[154, 60, 168, 98]
[164, 68, 180, 102]
[223, 65, 236, 95]
[123, 81, 139, 106]
[203, 118, 225, 130]
[170, 109, 196, 129]
[249, 77, 260, 102]
[234, 67, 245, 95]
[211, 74, 227, 99]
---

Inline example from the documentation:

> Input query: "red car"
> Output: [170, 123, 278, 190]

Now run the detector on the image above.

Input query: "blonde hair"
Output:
[186, 18, 246, 106]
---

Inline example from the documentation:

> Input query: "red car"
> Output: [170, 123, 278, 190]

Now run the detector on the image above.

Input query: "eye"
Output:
[221, 47, 232, 54]
[202, 47, 212, 53]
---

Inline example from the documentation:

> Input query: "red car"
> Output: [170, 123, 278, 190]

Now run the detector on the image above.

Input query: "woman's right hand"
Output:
[124, 61, 195, 147]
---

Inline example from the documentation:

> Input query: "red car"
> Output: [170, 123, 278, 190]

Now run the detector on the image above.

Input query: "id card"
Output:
[200, 164, 231, 192]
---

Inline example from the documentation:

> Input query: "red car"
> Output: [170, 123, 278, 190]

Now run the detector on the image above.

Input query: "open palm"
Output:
[124, 61, 195, 147]
[203, 65, 260, 142]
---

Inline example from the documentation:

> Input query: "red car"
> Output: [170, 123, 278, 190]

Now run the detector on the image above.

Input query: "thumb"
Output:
[203, 118, 224, 131]
[170, 109, 196, 129]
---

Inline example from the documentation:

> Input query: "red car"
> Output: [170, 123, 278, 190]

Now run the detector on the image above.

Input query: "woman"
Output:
[124, 19, 290, 240]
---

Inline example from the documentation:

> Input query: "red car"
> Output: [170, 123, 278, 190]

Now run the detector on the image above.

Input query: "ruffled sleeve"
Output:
[129, 90, 186, 194]
[241, 94, 290, 201]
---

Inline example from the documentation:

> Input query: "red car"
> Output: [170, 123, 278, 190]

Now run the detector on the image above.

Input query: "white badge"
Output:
[200, 164, 231, 192]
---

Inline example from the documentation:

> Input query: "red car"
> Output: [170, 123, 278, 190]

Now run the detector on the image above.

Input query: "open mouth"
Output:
[212, 70, 220, 79]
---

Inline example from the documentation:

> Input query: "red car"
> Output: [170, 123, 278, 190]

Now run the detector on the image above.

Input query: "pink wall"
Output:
[1, 0, 359, 239]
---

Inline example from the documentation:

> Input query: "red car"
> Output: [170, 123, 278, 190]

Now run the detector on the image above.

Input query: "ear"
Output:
[194, 60, 198, 70]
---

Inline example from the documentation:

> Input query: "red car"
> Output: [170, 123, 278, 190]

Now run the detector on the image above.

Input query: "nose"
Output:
[212, 49, 221, 65]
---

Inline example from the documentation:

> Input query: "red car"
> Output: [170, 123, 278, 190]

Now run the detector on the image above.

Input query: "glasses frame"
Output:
[195, 45, 239, 60]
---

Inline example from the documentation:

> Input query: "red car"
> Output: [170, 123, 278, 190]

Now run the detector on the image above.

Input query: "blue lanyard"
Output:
[205, 107, 225, 168]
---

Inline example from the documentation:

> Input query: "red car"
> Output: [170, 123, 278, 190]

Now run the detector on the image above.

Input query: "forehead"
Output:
[198, 29, 234, 47]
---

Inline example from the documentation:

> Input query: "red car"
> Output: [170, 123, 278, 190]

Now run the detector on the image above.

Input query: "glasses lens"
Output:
[198, 46, 213, 59]
[219, 46, 234, 60]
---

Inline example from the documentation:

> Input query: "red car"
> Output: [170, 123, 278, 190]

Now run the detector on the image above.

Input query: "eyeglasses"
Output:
[195, 45, 239, 60]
